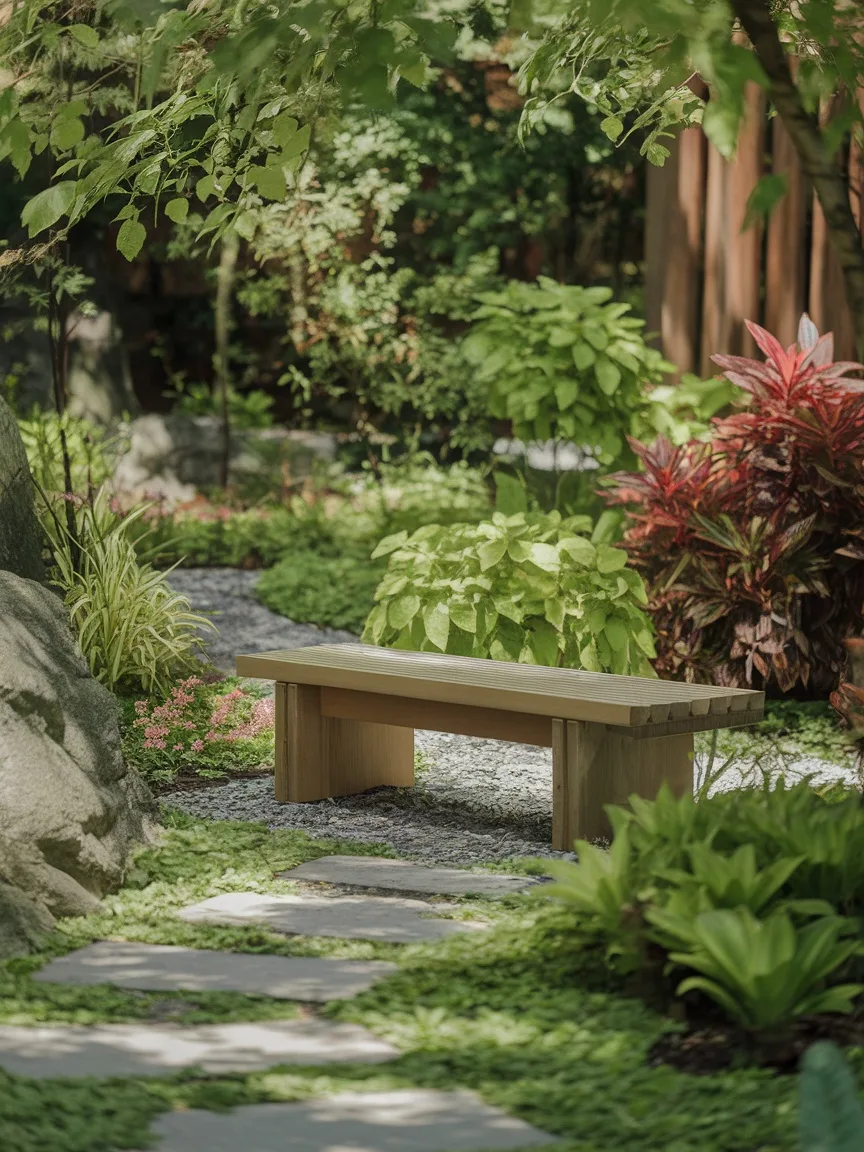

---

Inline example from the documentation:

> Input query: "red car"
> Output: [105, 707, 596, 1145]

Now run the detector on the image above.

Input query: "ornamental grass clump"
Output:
[362, 509, 657, 674]
[38, 487, 216, 696]
[123, 676, 275, 785]
[602, 313, 864, 695]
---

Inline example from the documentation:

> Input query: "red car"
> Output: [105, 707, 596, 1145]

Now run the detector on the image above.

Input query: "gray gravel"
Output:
[162, 567, 857, 866]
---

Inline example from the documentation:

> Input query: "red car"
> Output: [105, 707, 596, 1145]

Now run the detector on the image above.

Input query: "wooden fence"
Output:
[645, 82, 864, 373]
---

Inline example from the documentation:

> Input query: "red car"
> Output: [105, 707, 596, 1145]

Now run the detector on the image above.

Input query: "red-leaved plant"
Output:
[602, 314, 864, 695]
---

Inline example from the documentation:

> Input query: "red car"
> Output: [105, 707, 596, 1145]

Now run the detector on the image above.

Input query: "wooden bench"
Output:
[235, 644, 765, 849]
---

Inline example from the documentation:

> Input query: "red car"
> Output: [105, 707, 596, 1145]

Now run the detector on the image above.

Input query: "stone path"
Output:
[131, 1089, 558, 1151]
[6, 854, 556, 1150]
[280, 855, 534, 896]
[0, 1019, 397, 1078]
[178, 891, 489, 942]
[35, 941, 397, 1001]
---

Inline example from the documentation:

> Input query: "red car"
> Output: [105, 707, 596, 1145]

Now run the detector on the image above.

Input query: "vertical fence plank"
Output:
[725, 82, 766, 358]
[809, 94, 857, 359]
[764, 116, 808, 347]
[700, 81, 765, 371]
[645, 81, 707, 377]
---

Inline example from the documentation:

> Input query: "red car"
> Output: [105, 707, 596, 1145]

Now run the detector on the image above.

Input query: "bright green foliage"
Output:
[362, 508, 657, 672]
[517, 0, 864, 168]
[669, 909, 863, 1032]
[0, 811, 826, 1152]
[536, 827, 646, 973]
[0, 0, 460, 259]
[16, 409, 126, 494]
[462, 278, 723, 466]
[256, 549, 387, 634]
[535, 780, 864, 1034]
[39, 489, 215, 695]
[799, 1042, 864, 1152]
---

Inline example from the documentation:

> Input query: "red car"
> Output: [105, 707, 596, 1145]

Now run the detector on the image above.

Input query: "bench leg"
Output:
[552, 720, 694, 850]
[274, 683, 415, 802]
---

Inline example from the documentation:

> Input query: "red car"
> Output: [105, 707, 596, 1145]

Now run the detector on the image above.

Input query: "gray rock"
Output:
[130, 1090, 558, 1151]
[178, 892, 487, 943]
[0, 571, 156, 955]
[35, 941, 397, 1001]
[66, 310, 140, 425]
[281, 856, 534, 896]
[0, 1018, 398, 1079]
[0, 394, 44, 582]
[0, 882, 54, 958]
[111, 414, 337, 508]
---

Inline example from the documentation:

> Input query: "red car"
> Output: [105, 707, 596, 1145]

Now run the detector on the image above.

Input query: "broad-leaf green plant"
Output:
[461, 278, 700, 466]
[668, 908, 863, 1033]
[536, 826, 647, 973]
[362, 510, 657, 673]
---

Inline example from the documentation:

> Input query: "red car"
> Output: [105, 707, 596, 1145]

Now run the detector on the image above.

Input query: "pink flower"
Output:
[184, 721, 195, 730]
[173, 743, 183, 751]
[134, 700, 149, 715]
[191, 739, 204, 752]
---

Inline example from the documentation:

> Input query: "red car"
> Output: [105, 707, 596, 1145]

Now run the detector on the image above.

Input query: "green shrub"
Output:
[362, 509, 657, 673]
[17, 408, 126, 493]
[345, 453, 493, 535]
[255, 548, 384, 634]
[667, 908, 862, 1032]
[138, 505, 313, 569]
[462, 279, 716, 467]
[39, 489, 215, 696]
[534, 781, 864, 1038]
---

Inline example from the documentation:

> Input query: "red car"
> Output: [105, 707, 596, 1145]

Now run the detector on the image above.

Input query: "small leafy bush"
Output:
[120, 675, 274, 786]
[362, 509, 657, 673]
[535, 780, 864, 1038]
[603, 313, 864, 696]
[138, 504, 315, 569]
[17, 407, 126, 494]
[343, 454, 492, 535]
[666, 908, 862, 1032]
[40, 489, 215, 696]
[255, 548, 385, 634]
[462, 279, 728, 467]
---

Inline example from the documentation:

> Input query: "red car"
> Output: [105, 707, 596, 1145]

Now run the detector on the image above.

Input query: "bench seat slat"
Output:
[236, 644, 764, 730]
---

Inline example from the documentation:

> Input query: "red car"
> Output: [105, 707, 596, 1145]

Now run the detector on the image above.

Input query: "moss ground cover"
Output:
[3, 811, 860, 1152]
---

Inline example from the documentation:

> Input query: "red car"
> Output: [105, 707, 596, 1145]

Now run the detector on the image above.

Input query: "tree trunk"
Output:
[730, 0, 864, 360]
[214, 230, 240, 490]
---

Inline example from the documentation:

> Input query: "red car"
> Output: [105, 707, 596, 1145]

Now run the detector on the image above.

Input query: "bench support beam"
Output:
[275, 683, 414, 803]
[552, 720, 694, 850]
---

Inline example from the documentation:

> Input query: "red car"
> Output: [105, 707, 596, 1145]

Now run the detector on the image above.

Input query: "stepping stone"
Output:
[0, 1019, 398, 1079]
[131, 1089, 557, 1151]
[280, 855, 535, 896]
[177, 892, 487, 943]
[34, 941, 397, 1002]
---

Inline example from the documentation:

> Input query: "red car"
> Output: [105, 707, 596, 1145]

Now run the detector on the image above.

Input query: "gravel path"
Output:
[162, 568, 857, 865]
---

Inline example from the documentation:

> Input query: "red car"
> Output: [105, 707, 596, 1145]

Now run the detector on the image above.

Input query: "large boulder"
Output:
[110, 414, 337, 508]
[0, 394, 44, 582]
[0, 572, 157, 957]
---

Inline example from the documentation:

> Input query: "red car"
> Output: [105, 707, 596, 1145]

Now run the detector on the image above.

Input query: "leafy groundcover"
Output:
[2, 812, 859, 1152]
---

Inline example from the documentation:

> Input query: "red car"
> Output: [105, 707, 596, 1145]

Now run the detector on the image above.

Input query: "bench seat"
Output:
[236, 644, 765, 849]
